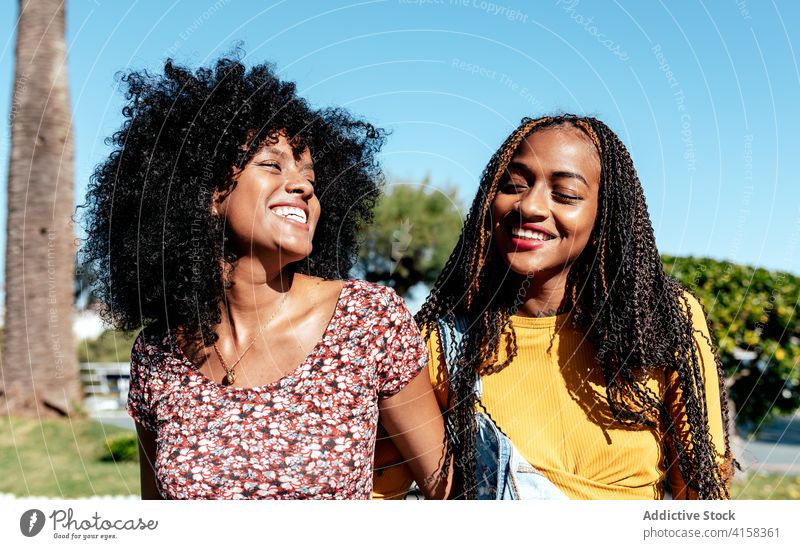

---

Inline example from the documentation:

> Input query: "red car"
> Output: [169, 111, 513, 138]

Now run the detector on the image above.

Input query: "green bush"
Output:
[101, 433, 139, 463]
[663, 255, 800, 431]
[78, 329, 138, 363]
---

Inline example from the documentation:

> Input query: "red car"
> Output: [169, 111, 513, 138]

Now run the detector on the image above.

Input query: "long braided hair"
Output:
[417, 114, 734, 499]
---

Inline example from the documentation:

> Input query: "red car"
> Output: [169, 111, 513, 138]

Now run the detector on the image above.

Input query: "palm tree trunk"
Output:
[1, 0, 80, 417]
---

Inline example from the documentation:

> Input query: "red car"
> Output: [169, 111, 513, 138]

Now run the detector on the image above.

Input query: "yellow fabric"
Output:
[372, 293, 727, 500]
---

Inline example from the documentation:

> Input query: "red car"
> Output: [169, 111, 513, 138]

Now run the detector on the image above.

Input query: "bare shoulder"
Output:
[293, 274, 346, 307]
[302, 276, 397, 303]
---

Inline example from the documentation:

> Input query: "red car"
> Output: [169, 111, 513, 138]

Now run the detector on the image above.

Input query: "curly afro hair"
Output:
[81, 55, 386, 342]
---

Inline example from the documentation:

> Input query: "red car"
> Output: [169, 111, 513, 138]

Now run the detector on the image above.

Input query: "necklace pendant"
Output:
[224, 371, 236, 386]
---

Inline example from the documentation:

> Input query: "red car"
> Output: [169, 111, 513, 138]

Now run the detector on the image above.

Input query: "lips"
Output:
[507, 224, 556, 251]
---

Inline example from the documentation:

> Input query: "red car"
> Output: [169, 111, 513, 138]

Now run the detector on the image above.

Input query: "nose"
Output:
[285, 175, 314, 199]
[517, 184, 548, 219]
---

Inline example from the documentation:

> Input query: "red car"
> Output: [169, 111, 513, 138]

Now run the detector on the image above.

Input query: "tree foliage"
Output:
[77, 330, 138, 363]
[664, 255, 800, 430]
[359, 179, 463, 296]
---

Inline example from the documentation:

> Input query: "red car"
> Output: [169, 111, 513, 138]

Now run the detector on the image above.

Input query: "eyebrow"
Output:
[263, 147, 288, 160]
[551, 170, 588, 187]
[507, 161, 533, 177]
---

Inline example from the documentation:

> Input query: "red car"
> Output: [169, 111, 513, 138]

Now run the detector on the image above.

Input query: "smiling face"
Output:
[490, 125, 601, 279]
[216, 133, 320, 266]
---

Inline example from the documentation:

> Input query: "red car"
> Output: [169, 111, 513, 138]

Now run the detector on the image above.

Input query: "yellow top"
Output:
[372, 293, 728, 500]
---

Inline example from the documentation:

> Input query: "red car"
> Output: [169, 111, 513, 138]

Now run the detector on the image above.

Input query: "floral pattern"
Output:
[127, 280, 427, 499]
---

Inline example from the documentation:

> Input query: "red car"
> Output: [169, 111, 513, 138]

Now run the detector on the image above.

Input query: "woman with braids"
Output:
[82, 56, 449, 500]
[374, 114, 734, 500]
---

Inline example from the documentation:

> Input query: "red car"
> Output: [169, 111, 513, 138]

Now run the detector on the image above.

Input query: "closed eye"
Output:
[553, 192, 582, 202]
[501, 179, 528, 193]
[303, 168, 316, 186]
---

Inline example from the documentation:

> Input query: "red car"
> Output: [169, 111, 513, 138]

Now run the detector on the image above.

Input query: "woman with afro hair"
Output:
[82, 56, 449, 500]
[374, 114, 735, 500]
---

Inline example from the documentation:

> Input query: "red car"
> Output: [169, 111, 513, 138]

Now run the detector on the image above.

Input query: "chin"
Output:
[505, 263, 543, 277]
[498, 250, 540, 274]
[501, 254, 565, 278]
[276, 236, 313, 257]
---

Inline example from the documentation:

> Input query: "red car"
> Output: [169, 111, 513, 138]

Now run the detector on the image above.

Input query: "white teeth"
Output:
[272, 206, 307, 224]
[511, 227, 553, 241]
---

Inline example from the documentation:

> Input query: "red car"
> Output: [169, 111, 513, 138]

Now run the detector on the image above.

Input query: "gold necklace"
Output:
[212, 292, 288, 386]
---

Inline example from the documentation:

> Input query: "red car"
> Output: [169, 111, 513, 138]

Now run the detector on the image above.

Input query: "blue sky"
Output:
[1, 0, 799, 282]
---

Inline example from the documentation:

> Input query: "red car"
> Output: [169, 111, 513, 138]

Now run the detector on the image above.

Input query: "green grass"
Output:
[0, 417, 140, 498]
[731, 472, 800, 499]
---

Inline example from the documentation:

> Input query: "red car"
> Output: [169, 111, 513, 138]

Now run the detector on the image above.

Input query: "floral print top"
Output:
[127, 280, 427, 499]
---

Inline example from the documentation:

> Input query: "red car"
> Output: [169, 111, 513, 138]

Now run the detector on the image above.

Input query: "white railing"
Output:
[80, 362, 129, 410]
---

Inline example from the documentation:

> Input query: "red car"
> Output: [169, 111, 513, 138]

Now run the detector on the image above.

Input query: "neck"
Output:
[510, 268, 570, 318]
[218, 255, 293, 342]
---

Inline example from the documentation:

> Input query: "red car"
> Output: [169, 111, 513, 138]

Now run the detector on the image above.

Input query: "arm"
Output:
[128, 331, 164, 500]
[378, 370, 453, 500]
[372, 289, 453, 499]
[135, 421, 164, 500]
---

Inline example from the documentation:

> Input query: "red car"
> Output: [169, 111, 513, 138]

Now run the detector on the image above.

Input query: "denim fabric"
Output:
[438, 316, 568, 500]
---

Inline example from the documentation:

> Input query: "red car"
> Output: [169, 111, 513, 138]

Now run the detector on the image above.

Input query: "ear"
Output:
[210, 188, 228, 217]
[211, 172, 239, 216]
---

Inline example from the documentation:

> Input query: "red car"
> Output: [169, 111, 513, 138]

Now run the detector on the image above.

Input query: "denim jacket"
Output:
[437, 316, 568, 500]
